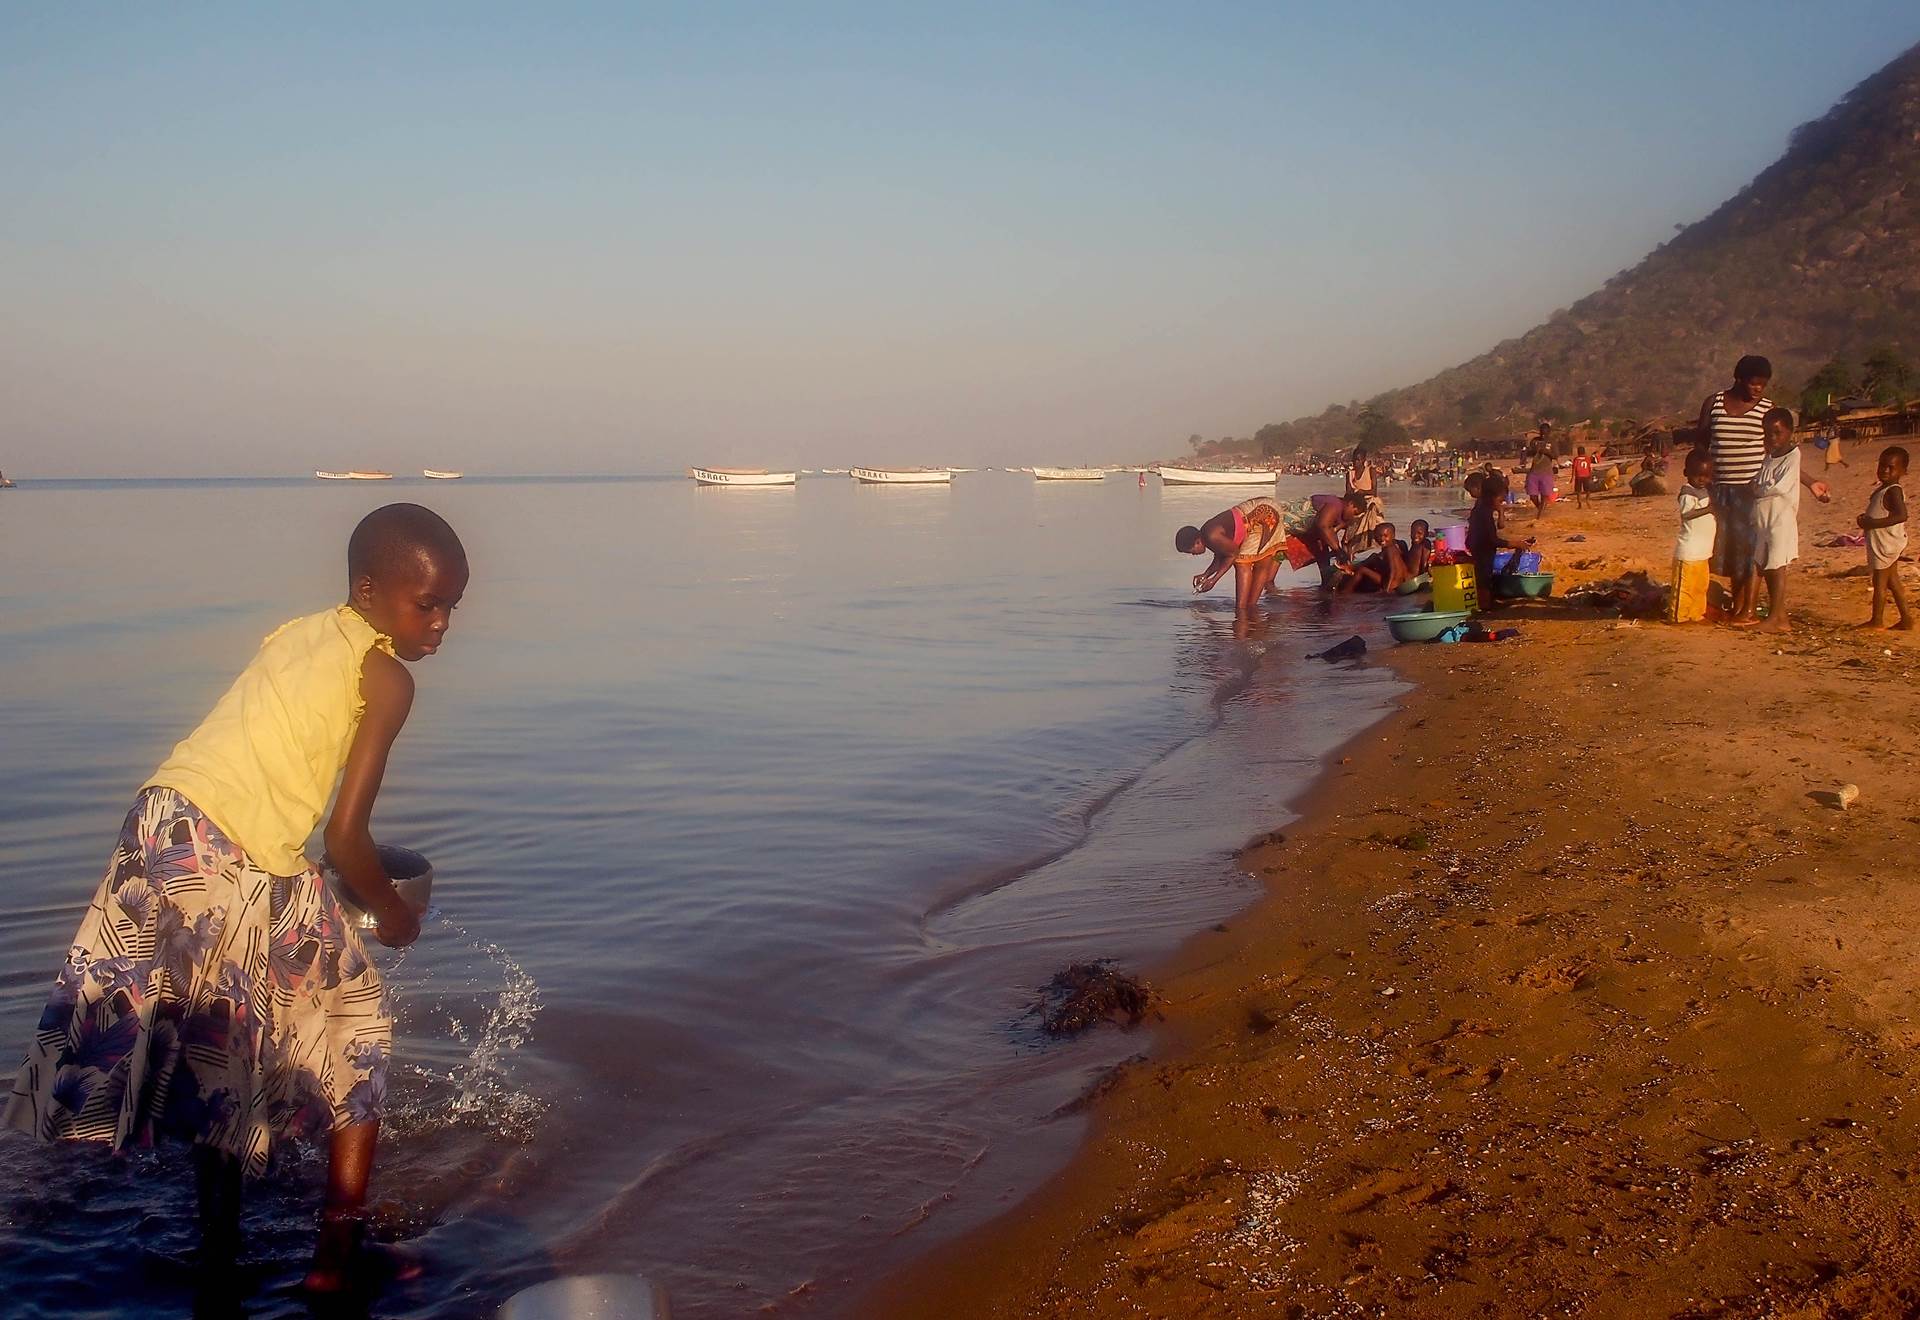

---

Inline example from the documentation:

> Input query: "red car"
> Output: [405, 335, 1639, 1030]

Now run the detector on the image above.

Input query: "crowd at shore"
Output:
[1178, 353, 1914, 638]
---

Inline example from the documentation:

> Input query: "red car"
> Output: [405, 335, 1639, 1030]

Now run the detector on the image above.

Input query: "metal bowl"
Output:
[324, 844, 434, 930]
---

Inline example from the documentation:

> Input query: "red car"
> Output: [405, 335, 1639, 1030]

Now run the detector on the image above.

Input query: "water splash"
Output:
[389, 913, 548, 1143]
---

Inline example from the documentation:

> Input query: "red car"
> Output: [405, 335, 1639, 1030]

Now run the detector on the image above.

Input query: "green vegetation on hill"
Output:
[1234, 40, 1920, 456]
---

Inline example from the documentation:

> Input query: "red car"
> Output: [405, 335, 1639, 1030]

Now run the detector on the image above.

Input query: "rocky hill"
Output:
[1251, 40, 1920, 453]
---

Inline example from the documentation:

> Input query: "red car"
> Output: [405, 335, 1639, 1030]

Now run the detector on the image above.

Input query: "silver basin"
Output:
[324, 844, 434, 930]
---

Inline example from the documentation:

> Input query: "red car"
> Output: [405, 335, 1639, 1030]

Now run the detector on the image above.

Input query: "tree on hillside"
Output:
[1862, 346, 1913, 404]
[1355, 409, 1406, 451]
[1256, 421, 1299, 457]
[1457, 389, 1494, 430]
[1798, 359, 1854, 421]
[1187, 434, 1204, 454]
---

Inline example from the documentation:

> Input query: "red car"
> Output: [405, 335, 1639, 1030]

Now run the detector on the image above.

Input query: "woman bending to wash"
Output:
[1177, 492, 1362, 613]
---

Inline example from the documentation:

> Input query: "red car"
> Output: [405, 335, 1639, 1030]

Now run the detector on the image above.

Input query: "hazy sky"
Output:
[4, 3, 1916, 475]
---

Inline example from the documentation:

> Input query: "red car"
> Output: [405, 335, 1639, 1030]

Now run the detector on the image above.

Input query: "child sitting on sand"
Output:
[1744, 406, 1831, 632]
[4, 503, 469, 1300]
[1668, 451, 1716, 623]
[1857, 445, 1912, 630]
[1337, 523, 1411, 593]
[1467, 473, 1533, 609]
[1405, 520, 1433, 578]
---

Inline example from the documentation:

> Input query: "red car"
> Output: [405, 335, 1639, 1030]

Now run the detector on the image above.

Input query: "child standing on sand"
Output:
[4, 504, 468, 1300]
[1571, 447, 1594, 509]
[1744, 407, 1831, 632]
[1668, 451, 1716, 623]
[1466, 473, 1534, 609]
[1858, 446, 1912, 630]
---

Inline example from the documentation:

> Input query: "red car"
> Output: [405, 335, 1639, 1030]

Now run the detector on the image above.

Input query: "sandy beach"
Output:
[866, 454, 1920, 1318]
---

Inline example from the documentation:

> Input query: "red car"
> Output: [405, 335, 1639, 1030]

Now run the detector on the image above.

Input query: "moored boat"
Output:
[1031, 466, 1106, 481]
[1155, 465, 1277, 486]
[848, 467, 952, 485]
[423, 468, 464, 479]
[689, 467, 797, 487]
[315, 470, 395, 480]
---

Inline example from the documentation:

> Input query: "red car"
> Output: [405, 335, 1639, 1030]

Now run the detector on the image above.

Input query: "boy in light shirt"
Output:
[1668, 451, 1716, 623]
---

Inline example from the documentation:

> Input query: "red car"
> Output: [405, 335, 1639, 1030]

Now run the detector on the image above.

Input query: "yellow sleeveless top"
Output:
[145, 606, 396, 876]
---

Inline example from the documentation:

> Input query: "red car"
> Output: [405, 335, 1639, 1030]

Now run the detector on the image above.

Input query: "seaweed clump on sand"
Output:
[1039, 961, 1155, 1036]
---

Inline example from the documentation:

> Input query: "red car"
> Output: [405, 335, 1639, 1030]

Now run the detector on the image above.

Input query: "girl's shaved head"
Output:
[348, 503, 467, 583]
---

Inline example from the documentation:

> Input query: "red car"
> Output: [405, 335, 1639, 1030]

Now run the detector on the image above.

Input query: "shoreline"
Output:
[861, 462, 1920, 1317]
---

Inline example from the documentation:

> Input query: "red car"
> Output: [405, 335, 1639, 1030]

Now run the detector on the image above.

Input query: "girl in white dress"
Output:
[1746, 407, 1831, 633]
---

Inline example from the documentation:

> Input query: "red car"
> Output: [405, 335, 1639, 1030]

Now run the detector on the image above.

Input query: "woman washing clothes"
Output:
[1175, 492, 1364, 613]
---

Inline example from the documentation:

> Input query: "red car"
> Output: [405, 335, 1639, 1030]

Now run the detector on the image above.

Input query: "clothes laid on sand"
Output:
[4, 787, 392, 1177]
[1227, 495, 1285, 564]
[1668, 558, 1709, 623]
[1866, 480, 1908, 570]
[1752, 447, 1802, 572]
[145, 606, 397, 878]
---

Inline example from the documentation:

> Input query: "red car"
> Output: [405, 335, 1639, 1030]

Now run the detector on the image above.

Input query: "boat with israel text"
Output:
[848, 466, 952, 485]
[689, 466, 798, 487]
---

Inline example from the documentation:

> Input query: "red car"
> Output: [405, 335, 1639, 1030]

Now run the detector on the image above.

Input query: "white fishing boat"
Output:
[848, 466, 952, 485]
[423, 468, 464, 479]
[688, 466, 797, 487]
[1155, 465, 1277, 486]
[1031, 466, 1106, 481]
[314, 470, 394, 481]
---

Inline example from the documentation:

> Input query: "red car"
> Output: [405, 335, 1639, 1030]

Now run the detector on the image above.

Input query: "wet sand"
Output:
[866, 454, 1920, 1317]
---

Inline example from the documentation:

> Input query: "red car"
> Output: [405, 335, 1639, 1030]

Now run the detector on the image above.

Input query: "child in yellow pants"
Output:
[1669, 451, 1716, 623]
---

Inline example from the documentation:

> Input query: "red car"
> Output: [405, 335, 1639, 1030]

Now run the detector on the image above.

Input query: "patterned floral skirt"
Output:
[4, 787, 391, 1177]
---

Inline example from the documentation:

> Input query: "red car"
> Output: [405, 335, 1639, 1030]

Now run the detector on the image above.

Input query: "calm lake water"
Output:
[0, 472, 1456, 1317]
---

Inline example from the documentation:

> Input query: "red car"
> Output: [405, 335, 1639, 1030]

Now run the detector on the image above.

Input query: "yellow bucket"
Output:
[1433, 563, 1479, 613]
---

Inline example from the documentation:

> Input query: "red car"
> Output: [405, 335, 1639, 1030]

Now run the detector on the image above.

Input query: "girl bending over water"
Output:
[4, 503, 469, 1303]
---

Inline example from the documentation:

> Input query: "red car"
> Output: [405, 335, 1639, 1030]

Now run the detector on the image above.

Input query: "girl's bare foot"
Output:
[1755, 614, 1790, 633]
[304, 1220, 423, 1297]
[1858, 618, 1888, 629]
[1894, 617, 1916, 631]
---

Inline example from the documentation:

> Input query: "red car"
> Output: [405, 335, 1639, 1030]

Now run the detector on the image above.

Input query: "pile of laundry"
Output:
[1565, 570, 1667, 618]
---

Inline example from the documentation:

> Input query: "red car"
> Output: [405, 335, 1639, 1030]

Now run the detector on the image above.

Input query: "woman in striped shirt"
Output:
[1694, 355, 1775, 623]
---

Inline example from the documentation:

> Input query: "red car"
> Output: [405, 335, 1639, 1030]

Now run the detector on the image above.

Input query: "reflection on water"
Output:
[0, 473, 1458, 1317]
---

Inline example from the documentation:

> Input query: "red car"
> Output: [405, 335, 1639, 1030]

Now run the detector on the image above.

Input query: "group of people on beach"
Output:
[1176, 353, 1914, 634]
[1174, 447, 1433, 616]
[1669, 354, 1910, 631]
